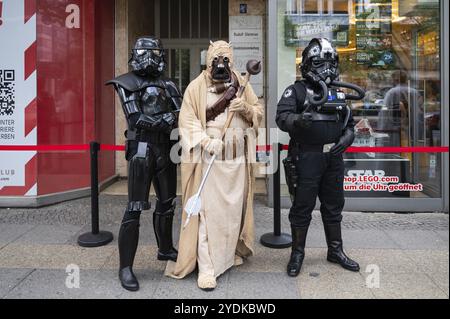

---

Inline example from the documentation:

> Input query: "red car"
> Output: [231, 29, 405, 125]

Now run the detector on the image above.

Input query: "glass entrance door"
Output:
[412, 27, 441, 198]
[166, 49, 191, 93]
[165, 46, 209, 93]
[273, 0, 445, 210]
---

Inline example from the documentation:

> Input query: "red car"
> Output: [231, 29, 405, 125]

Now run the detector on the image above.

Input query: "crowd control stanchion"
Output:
[260, 143, 292, 249]
[78, 141, 114, 248]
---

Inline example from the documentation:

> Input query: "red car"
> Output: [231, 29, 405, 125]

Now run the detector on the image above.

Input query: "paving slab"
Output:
[435, 230, 449, 242]
[0, 224, 35, 247]
[12, 224, 83, 245]
[227, 271, 300, 299]
[4, 269, 125, 299]
[297, 271, 374, 299]
[400, 250, 449, 274]
[336, 229, 400, 249]
[0, 268, 35, 298]
[425, 272, 449, 297]
[235, 243, 291, 273]
[349, 249, 426, 274]
[370, 272, 448, 299]
[385, 230, 449, 250]
[154, 272, 229, 299]
[0, 244, 115, 270]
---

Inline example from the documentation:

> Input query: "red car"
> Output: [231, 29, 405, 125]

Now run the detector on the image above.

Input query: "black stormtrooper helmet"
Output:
[300, 38, 339, 85]
[130, 37, 166, 77]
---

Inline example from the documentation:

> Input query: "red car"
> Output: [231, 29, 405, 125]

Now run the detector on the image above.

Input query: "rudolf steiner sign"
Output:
[229, 15, 264, 97]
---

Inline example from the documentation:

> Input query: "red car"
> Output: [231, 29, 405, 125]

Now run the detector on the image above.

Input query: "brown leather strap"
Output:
[206, 74, 239, 122]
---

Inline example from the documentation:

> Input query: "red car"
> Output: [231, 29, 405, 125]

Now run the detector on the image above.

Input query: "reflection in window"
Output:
[303, 0, 319, 14]
[278, 0, 442, 198]
[333, 0, 349, 14]
[323, 0, 330, 14]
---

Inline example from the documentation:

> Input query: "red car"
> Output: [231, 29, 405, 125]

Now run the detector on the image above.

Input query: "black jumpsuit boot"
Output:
[287, 226, 309, 277]
[118, 216, 140, 291]
[153, 205, 178, 262]
[324, 223, 360, 272]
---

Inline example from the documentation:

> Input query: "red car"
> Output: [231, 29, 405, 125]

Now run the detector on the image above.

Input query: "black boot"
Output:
[323, 223, 360, 272]
[287, 226, 309, 277]
[154, 209, 178, 262]
[118, 217, 140, 291]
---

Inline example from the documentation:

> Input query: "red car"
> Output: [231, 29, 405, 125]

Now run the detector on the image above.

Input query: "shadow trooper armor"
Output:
[276, 38, 365, 278]
[107, 37, 182, 291]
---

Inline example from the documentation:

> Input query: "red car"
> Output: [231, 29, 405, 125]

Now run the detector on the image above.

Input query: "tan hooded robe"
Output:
[165, 65, 263, 279]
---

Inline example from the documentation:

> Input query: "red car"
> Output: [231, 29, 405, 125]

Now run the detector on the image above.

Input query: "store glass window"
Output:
[278, 0, 442, 198]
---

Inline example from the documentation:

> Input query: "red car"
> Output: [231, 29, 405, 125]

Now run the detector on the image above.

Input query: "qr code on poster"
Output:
[0, 70, 16, 116]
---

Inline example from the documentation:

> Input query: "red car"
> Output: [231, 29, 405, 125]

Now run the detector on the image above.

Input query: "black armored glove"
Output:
[134, 113, 176, 134]
[293, 112, 313, 129]
[162, 113, 176, 128]
[135, 114, 160, 130]
[330, 128, 355, 156]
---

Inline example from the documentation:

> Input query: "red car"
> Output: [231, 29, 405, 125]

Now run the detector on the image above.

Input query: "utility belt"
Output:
[290, 142, 336, 153]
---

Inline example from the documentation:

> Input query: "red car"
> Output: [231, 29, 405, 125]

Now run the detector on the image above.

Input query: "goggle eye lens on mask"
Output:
[135, 49, 163, 57]
[135, 49, 147, 56]
[312, 59, 336, 67]
[312, 60, 325, 67]
[152, 49, 163, 57]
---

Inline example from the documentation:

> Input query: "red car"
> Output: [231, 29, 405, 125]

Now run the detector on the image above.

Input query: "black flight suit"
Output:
[276, 80, 355, 227]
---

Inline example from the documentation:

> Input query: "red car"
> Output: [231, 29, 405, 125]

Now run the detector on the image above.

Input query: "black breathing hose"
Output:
[309, 80, 329, 106]
[331, 81, 366, 101]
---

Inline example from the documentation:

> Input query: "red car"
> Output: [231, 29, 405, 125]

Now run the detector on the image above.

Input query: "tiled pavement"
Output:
[0, 195, 448, 299]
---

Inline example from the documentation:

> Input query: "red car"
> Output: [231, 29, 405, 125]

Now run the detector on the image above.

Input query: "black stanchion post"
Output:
[91, 141, 100, 235]
[260, 143, 292, 249]
[78, 141, 114, 248]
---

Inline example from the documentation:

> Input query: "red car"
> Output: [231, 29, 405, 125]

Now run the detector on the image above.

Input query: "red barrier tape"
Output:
[0, 145, 90, 151]
[0, 145, 448, 153]
[100, 144, 125, 151]
[346, 146, 449, 153]
[256, 145, 449, 153]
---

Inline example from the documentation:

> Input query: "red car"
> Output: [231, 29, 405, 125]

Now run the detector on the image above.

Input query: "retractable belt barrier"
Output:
[1, 143, 448, 248]
[1, 145, 449, 152]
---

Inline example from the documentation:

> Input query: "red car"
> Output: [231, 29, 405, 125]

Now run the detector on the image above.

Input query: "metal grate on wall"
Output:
[159, 0, 229, 39]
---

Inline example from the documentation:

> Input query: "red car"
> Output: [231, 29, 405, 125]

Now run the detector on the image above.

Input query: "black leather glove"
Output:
[160, 113, 176, 134]
[135, 114, 161, 130]
[293, 112, 313, 129]
[330, 128, 355, 156]
[162, 113, 176, 127]
[134, 113, 176, 134]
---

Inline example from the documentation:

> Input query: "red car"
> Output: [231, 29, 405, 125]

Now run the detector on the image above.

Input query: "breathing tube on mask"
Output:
[308, 80, 329, 106]
[331, 81, 366, 101]
[330, 80, 366, 130]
